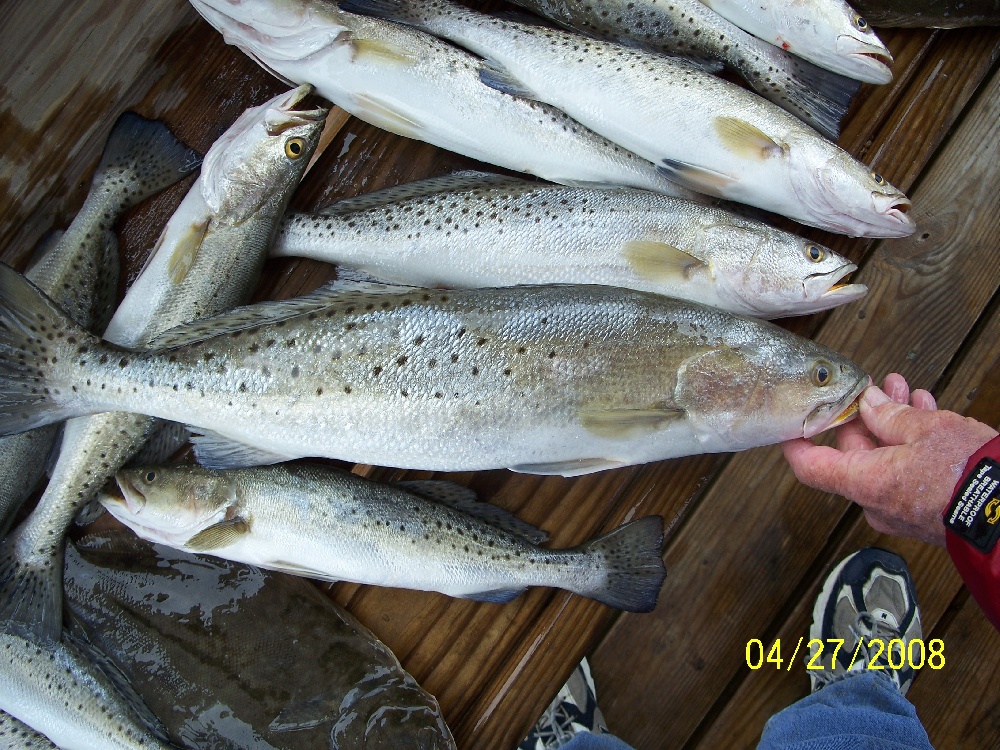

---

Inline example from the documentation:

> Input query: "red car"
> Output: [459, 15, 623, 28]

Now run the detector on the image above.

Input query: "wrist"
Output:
[941, 434, 1000, 553]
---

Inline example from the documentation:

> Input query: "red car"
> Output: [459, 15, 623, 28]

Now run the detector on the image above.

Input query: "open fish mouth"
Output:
[802, 374, 871, 438]
[801, 264, 868, 312]
[112, 473, 146, 514]
[836, 36, 893, 83]
[863, 195, 915, 238]
[268, 84, 329, 129]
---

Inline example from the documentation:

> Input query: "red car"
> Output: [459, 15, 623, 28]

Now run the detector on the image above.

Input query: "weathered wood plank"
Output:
[591, 62, 1000, 750]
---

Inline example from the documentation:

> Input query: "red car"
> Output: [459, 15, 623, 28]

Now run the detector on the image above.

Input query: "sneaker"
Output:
[519, 657, 608, 750]
[807, 547, 922, 695]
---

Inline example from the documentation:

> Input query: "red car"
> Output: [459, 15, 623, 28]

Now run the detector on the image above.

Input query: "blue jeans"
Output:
[559, 672, 934, 750]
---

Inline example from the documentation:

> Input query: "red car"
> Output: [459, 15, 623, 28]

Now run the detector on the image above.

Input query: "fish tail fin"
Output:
[0, 522, 63, 644]
[740, 45, 861, 141]
[91, 111, 201, 211]
[0, 263, 98, 435]
[577, 516, 666, 613]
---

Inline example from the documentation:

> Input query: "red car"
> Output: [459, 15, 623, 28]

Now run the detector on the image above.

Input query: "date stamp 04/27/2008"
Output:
[745, 638, 945, 672]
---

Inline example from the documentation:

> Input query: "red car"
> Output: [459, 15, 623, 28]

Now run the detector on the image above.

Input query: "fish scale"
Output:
[0, 274, 869, 477]
[272, 172, 867, 318]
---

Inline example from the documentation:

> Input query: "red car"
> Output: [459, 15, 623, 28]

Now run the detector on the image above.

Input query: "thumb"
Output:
[859, 386, 931, 446]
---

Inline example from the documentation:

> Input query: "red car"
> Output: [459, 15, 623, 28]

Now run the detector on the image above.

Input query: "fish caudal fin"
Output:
[0, 263, 97, 436]
[0, 523, 63, 645]
[93, 111, 201, 210]
[578, 516, 666, 613]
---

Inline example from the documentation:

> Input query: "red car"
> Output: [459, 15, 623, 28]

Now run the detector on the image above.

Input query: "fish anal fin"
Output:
[189, 428, 299, 470]
[478, 62, 538, 100]
[713, 117, 788, 160]
[623, 241, 707, 282]
[350, 93, 424, 140]
[579, 406, 686, 440]
[657, 160, 736, 195]
[167, 218, 211, 284]
[186, 516, 251, 552]
[460, 587, 527, 604]
[510, 458, 625, 477]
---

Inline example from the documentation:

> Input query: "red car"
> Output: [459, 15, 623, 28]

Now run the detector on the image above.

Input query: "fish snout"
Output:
[871, 193, 915, 237]
[114, 472, 147, 515]
[836, 35, 893, 84]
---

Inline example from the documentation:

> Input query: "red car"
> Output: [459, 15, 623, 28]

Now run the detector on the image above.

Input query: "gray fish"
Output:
[272, 171, 867, 318]
[0, 269, 868, 478]
[0, 86, 327, 650]
[0, 711, 58, 749]
[103, 463, 667, 611]
[0, 113, 199, 539]
[65, 530, 456, 749]
[499, 0, 865, 138]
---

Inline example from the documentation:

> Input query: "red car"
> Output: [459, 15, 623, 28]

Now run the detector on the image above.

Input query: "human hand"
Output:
[782, 373, 998, 546]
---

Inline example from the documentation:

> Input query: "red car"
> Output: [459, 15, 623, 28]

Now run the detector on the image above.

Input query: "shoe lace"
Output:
[809, 611, 904, 691]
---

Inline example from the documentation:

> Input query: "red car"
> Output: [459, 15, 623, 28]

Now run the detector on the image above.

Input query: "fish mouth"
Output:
[267, 84, 329, 131]
[836, 35, 893, 84]
[800, 264, 868, 313]
[113, 472, 146, 515]
[869, 194, 915, 237]
[802, 374, 871, 438]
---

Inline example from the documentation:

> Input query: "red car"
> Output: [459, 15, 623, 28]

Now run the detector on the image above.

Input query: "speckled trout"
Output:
[695, 0, 892, 83]
[103, 463, 667, 612]
[272, 171, 867, 318]
[187, 0, 694, 196]
[509, 0, 867, 134]
[0, 270, 868, 476]
[343, 0, 915, 238]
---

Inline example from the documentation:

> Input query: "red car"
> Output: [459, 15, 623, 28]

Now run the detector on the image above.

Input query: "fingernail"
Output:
[864, 386, 891, 408]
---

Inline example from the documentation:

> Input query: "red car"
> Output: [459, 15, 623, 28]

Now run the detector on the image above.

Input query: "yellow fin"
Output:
[167, 218, 211, 285]
[713, 117, 787, 160]
[348, 36, 419, 67]
[186, 516, 250, 551]
[351, 93, 423, 140]
[623, 241, 706, 282]
[657, 161, 736, 195]
[579, 406, 686, 440]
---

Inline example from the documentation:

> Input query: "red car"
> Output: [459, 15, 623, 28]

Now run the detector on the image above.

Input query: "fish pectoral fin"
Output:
[510, 458, 625, 477]
[351, 93, 425, 140]
[478, 61, 539, 100]
[396, 480, 549, 544]
[189, 429, 299, 470]
[657, 160, 737, 195]
[186, 516, 251, 552]
[460, 588, 528, 604]
[713, 117, 788, 160]
[623, 241, 707, 282]
[166, 217, 211, 284]
[346, 33, 420, 67]
[579, 406, 687, 440]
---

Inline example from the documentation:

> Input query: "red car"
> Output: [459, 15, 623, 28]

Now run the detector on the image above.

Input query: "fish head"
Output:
[201, 84, 329, 223]
[794, 1, 893, 83]
[790, 140, 915, 238]
[675, 320, 869, 448]
[703, 225, 867, 317]
[104, 465, 239, 548]
[189, 0, 349, 74]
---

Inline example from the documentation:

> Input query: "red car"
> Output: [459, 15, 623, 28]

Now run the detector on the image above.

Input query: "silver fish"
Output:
[700, 0, 893, 83]
[187, 0, 697, 197]
[0, 270, 869, 478]
[0, 710, 58, 749]
[505, 0, 866, 138]
[104, 463, 667, 612]
[0, 113, 199, 539]
[0, 86, 327, 648]
[343, 0, 914, 238]
[272, 171, 867, 318]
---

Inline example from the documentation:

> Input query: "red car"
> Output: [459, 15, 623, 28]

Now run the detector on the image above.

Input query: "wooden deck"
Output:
[2, 2, 999, 748]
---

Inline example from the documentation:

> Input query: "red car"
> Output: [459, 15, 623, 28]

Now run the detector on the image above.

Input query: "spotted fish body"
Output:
[0, 269, 868, 477]
[506, 0, 864, 138]
[344, 0, 914, 238]
[0, 114, 199, 539]
[701, 0, 894, 83]
[104, 463, 667, 612]
[187, 0, 695, 197]
[272, 172, 866, 318]
[0, 87, 327, 652]
[0, 711, 57, 749]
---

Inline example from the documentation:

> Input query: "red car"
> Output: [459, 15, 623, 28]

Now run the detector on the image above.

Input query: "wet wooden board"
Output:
[1, 3, 999, 749]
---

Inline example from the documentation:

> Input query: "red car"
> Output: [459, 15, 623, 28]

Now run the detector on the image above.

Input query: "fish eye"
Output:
[871, 171, 886, 186]
[284, 137, 306, 159]
[853, 14, 869, 30]
[805, 244, 825, 263]
[811, 362, 833, 387]
[145, 471, 156, 483]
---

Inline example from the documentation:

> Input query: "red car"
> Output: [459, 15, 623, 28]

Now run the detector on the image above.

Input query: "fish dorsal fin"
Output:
[189, 428, 301, 470]
[186, 516, 252, 552]
[396, 480, 549, 545]
[713, 117, 787, 160]
[579, 405, 687, 440]
[478, 60, 539, 100]
[623, 241, 707, 282]
[317, 170, 529, 215]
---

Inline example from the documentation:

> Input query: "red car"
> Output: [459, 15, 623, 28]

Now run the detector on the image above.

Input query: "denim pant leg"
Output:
[560, 732, 637, 750]
[757, 671, 934, 750]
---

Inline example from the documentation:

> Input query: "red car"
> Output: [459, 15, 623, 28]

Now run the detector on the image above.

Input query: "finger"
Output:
[883, 372, 910, 404]
[859, 386, 930, 446]
[782, 440, 856, 495]
[836, 418, 877, 452]
[912, 388, 937, 411]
